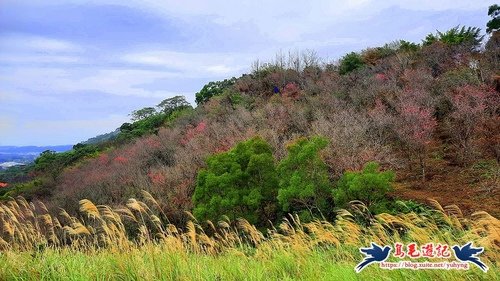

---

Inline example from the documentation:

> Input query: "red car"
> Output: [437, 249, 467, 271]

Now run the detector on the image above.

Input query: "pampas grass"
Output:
[0, 194, 498, 280]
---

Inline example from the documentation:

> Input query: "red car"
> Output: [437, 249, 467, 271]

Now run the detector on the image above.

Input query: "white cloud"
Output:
[64, 69, 194, 98]
[0, 90, 17, 102]
[25, 36, 82, 52]
[102, 0, 492, 42]
[0, 54, 82, 64]
[122, 50, 248, 76]
[0, 34, 83, 53]
[205, 65, 233, 75]
[0, 116, 14, 132]
[0, 115, 129, 146]
[23, 115, 127, 131]
[394, 0, 490, 11]
[0, 66, 190, 99]
[18, 0, 492, 43]
[0, 34, 85, 67]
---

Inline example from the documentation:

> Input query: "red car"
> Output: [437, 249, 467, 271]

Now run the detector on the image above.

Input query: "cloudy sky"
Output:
[0, 0, 494, 146]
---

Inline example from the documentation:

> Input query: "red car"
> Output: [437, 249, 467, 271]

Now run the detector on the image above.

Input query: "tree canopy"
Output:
[487, 4, 500, 34]
[277, 136, 331, 219]
[157, 96, 191, 114]
[130, 107, 157, 122]
[192, 137, 279, 225]
[195, 78, 237, 104]
[423, 26, 484, 51]
[333, 162, 394, 213]
[338, 52, 365, 75]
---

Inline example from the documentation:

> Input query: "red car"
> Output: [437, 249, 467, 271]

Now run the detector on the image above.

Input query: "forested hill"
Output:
[1, 21, 499, 224]
[0, 145, 72, 164]
[0, 145, 72, 154]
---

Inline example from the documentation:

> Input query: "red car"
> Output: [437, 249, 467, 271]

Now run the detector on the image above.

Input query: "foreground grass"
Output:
[1, 195, 499, 280]
[1, 245, 498, 281]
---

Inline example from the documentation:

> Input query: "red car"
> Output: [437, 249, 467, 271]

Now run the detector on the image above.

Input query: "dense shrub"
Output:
[277, 136, 332, 220]
[333, 162, 395, 213]
[338, 52, 365, 75]
[117, 113, 168, 141]
[33, 144, 100, 179]
[195, 78, 237, 104]
[193, 137, 278, 225]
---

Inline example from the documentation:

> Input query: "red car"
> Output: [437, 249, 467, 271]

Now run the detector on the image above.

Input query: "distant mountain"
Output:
[0, 145, 73, 167]
[0, 161, 27, 169]
[82, 129, 120, 145]
[0, 145, 73, 154]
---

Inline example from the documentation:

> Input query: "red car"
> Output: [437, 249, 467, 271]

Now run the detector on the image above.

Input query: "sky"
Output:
[0, 0, 495, 146]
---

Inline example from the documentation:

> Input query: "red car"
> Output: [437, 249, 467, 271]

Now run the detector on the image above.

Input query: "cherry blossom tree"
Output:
[447, 85, 495, 164]
[395, 93, 437, 181]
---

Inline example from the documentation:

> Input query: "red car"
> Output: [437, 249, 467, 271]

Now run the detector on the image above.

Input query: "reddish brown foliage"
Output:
[397, 104, 436, 147]
[395, 90, 437, 180]
[282, 82, 301, 100]
[447, 85, 497, 164]
[148, 170, 166, 185]
[38, 42, 499, 222]
[113, 156, 128, 164]
[375, 73, 387, 81]
[478, 116, 500, 162]
[180, 121, 207, 146]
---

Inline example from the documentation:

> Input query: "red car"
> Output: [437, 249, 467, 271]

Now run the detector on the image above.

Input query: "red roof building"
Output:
[0, 182, 8, 188]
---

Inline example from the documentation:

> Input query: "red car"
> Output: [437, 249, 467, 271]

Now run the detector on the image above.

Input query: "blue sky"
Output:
[0, 0, 494, 146]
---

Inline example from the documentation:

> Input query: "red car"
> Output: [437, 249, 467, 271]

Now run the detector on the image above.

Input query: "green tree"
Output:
[31, 145, 99, 182]
[277, 136, 331, 220]
[119, 122, 133, 132]
[33, 150, 58, 173]
[422, 33, 438, 46]
[338, 52, 365, 75]
[398, 40, 420, 52]
[195, 78, 236, 104]
[129, 107, 157, 122]
[423, 26, 484, 51]
[157, 96, 191, 114]
[193, 137, 278, 225]
[487, 4, 500, 34]
[333, 162, 394, 213]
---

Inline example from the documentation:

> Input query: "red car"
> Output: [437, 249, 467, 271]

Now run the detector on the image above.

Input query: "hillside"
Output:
[1, 6, 500, 280]
[0, 145, 72, 164]
[2, 25, 499, 223]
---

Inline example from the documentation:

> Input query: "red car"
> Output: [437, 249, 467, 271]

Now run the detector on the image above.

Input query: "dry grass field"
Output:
[0, 192, 498, 280]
